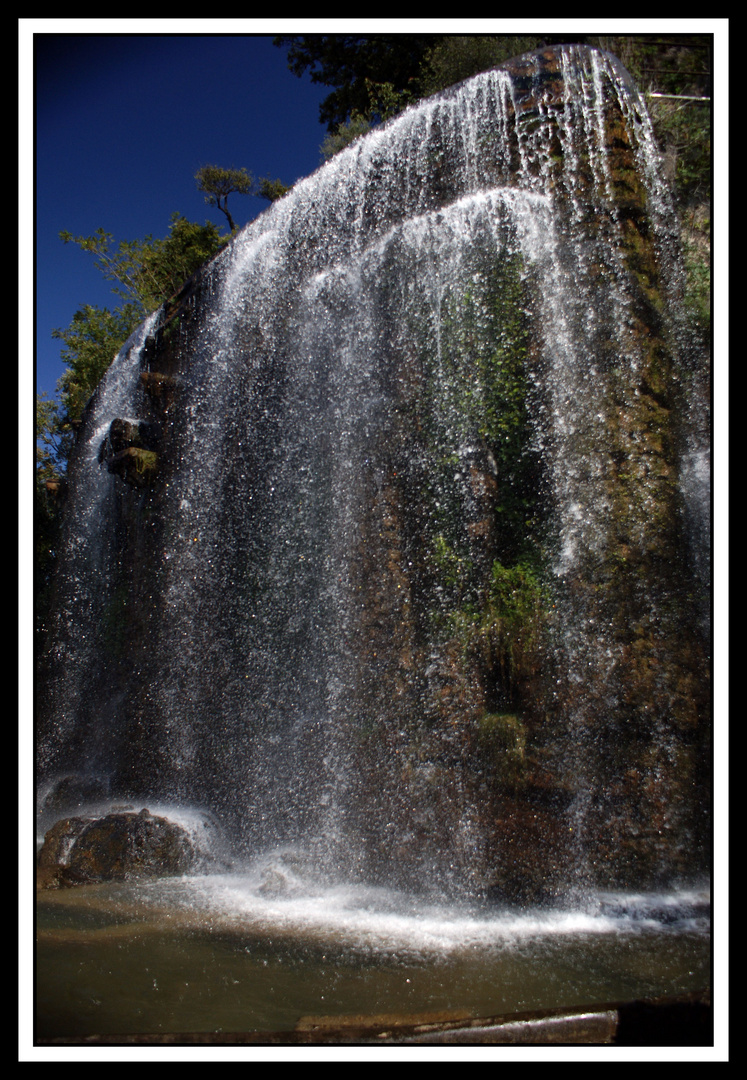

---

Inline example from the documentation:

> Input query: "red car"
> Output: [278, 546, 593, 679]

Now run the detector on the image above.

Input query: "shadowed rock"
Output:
[38, 809, 195, 887]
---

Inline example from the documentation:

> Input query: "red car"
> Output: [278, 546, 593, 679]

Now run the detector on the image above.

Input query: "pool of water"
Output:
[35, 867, 710, 1040]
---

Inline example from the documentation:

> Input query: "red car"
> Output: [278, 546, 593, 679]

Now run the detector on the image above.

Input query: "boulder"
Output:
[37, 814, 95, 867]
[37, 808, 196, 887]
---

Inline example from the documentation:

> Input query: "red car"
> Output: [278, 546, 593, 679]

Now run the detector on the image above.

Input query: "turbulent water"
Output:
[38, 46, 710, 905]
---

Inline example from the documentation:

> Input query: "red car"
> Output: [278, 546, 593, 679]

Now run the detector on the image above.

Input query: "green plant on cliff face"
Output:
[458, 559, 548, 690]
[422, 246, 542, 567]
[434, 249, 529, 447]
[682, 227, 711, 338]
[133, 449, 158, 478]
[429, 532, 472, 601]
[440, 555, 549, 737]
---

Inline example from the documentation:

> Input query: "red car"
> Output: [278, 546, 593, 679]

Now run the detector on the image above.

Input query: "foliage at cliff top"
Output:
[59, 213, 228, 319]
[52, 213, 229, 427]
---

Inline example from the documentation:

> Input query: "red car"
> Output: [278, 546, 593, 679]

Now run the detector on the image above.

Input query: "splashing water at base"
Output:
[36, 867, 709, 1039]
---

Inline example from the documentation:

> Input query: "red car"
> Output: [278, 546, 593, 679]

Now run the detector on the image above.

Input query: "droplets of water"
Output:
[39, 312, 161, 772]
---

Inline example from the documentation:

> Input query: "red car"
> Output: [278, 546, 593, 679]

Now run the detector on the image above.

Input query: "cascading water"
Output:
[36, 47, 710, 1035]
[37, 312, 161, 786]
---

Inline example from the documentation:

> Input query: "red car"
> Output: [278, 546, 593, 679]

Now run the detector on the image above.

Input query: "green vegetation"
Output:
[681, 207, 711, 339]
[416, 35, 545, 97]
[195, 164, 288, 231]
[451, 559, 548, 698]
[51, 302, 142, 422]
[52, 213, 228, 428]
[319, 78, 415, 159]
[412, 245, 551, 727]
[275, 34, 437, 132]
[320, 110, 373, 160]
[425, 249, 541, 571]
[429, 532, 472, 599]
[195, 164, 255, 231]
[60, 213, 227, 317]
[256, 176, 291, 203]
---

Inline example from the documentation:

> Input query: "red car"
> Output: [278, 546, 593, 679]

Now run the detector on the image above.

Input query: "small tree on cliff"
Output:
[195, 164, 256, 232]
[256, 175, 291, 202]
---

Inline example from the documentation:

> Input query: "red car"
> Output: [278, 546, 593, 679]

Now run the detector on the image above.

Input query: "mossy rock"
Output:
[106, 447, 158, 488]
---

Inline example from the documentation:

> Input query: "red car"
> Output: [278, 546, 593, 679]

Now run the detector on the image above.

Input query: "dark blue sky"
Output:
[33, 31, 331, 399]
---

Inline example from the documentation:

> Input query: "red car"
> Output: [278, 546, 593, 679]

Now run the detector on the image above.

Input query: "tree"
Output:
[60, 213, 227, 319]
[319, 78, 414, 160]
[416, 35, 544, 96]
[195, 164, 256, 231]
[319, 109, 373, 161]
[275, 34, 437, 132]
[275, 34, 596, 133]
[256, 176, 291, 202]
[51, 303, 142, 423]
[49, 213, 228, 447]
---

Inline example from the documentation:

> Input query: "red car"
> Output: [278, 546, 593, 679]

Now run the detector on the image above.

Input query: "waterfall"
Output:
[38, 46, 709, 903]
[38, 312, 161, 785]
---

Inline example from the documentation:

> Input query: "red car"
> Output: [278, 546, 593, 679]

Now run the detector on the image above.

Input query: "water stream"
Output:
[36, 46, 710, 1038]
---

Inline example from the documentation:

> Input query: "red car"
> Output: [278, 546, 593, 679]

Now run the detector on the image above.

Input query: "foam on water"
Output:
[137, 864, 710, 961]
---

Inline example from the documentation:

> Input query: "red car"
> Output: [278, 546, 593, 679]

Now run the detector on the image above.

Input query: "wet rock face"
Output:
[97, 418, 161, 488]
[38, 809, 195, 887]
[41, 774, 110, 814]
